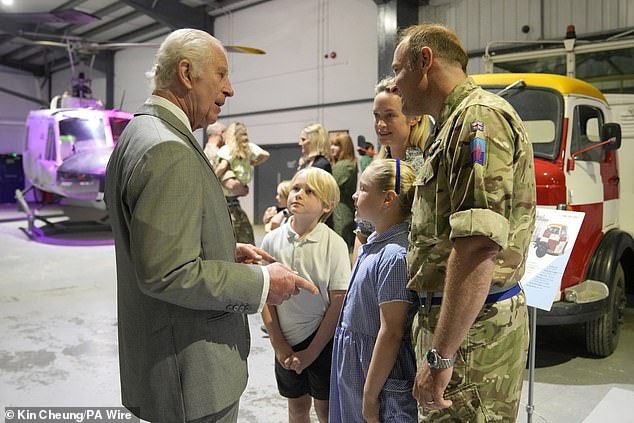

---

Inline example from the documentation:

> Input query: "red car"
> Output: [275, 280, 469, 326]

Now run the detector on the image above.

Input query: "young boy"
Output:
[261, 167, 351, 423]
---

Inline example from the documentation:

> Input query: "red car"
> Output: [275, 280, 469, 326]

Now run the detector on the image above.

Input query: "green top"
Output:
[332, 159, 358, 250]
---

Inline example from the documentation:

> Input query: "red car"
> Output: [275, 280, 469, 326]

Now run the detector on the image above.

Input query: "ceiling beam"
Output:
[0, 57, 45, 76]
[58, 2, 128, 35]
[110, 22, 167, 42]
[78, 10, 142, 39]
[119, 0, 212, 32]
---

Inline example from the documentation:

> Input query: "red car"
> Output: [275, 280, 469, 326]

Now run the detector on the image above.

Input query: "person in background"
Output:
[297, 123, 332, 173]
[203, 121, 226, 167]
[215, 121, 270, 244]
[104, 29, 317, 423]
[330, 133, 358, 252]
[393, 23, 535, 421]
[330, 159, 418, 423]
[357, 141, 375, 173]
[263, 180, 293, 233]
[261, 168, 351, 423]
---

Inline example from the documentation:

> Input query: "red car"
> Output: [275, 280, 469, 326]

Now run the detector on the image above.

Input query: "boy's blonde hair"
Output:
[291, 167, 340, 222]
[277, 180, 293, 199]
[363, 159, 416, 217]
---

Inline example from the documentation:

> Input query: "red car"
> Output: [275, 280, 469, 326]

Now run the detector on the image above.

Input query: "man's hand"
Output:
[265, 262, 318, 305]
[412, 364, 453, 412]
[235, 243, 275, 264]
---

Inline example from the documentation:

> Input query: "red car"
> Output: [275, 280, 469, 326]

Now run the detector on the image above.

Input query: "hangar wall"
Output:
[420, 0, 634, 74]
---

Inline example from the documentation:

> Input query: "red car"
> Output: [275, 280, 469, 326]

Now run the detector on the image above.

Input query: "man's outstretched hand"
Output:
[266, 262, 318, 305]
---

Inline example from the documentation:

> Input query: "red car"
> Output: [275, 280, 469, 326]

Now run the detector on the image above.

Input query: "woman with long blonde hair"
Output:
[297, 123, 332, 173]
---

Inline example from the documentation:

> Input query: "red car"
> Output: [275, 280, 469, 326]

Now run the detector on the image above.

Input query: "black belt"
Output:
[419, 282, 522, 306]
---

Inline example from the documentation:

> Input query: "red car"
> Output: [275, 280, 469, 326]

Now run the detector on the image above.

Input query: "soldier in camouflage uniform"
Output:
[392, 24, 536, 422]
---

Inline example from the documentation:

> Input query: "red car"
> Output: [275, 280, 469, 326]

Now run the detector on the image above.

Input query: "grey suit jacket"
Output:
[105, 103, 264, 423]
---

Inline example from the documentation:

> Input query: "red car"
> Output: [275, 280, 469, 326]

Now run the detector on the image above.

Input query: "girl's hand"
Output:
[362, 392, 381, 423]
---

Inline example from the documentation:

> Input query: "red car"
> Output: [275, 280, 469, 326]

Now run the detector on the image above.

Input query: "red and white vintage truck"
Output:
[472, 30, 634, 356]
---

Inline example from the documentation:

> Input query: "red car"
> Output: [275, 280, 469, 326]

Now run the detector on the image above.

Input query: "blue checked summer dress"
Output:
[329, 222, 418, 422]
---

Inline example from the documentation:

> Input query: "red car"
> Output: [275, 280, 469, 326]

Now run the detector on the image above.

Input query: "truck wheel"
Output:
[536, 244, 547, 258]
[585, 263, 626, 357]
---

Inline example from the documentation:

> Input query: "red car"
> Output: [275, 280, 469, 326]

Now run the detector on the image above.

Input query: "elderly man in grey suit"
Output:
[105, 29, 317, 423]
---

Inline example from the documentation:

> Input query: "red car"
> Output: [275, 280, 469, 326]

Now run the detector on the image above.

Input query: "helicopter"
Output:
[16, 32, 265, 209]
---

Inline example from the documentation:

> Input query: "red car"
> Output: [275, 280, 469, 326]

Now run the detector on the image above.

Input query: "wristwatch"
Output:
[426, 348, 455, 369]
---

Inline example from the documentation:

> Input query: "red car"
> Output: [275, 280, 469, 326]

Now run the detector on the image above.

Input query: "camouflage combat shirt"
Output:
[407, 77, 536, 294]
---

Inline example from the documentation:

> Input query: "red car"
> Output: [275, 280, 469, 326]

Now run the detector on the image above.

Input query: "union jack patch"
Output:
[470, 137, 486, 165]
[470, 120, 485, 132]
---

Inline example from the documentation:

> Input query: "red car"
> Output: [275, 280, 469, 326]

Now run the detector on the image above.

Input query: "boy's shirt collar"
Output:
[284, 219, 324, 243]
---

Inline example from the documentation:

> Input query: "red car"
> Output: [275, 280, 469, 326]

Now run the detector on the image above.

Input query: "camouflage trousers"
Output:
[226, 197, 255, 245]
[413, 291, 529, 422]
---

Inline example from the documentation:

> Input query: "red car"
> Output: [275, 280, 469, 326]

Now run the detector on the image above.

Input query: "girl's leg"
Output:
[288, 395, 311, 423]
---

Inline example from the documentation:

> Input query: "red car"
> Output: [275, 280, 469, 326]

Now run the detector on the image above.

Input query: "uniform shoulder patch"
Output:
[470, 120, 485, 132]
[470, 137, 486, 165]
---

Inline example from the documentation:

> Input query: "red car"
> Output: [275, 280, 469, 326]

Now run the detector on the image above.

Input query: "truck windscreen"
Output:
[483, 86, 564, 161]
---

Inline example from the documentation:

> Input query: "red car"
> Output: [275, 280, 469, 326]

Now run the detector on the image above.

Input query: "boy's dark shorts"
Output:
[274, 331, 333, 400]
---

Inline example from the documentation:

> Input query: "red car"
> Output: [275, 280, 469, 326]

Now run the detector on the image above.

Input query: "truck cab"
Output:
[472, 73, 633, 356]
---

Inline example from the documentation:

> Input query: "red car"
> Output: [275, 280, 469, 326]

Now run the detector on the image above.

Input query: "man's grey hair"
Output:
[206, 121, 226, 137]
[146, 28, 223, 90]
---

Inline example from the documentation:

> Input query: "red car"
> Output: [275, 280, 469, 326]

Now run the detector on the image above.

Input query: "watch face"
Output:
[426, 349, 437, 366]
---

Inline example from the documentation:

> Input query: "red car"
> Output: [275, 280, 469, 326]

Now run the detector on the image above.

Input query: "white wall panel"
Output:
[215, 0, 377, 117]
[0, 67, 44, 154]
[542, 0, 634, 39]
[419, 0, 633, 74]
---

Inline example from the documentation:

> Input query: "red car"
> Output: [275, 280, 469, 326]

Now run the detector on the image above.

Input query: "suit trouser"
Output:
[186, 401, 240, 423]
[413, 292, 529, 422]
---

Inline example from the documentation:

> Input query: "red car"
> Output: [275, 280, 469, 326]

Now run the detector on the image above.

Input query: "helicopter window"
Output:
[58, 117, 107, 152]
[45, 122, 57, 161]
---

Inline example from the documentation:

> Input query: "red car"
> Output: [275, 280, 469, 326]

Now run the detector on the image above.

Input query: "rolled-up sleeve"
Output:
[446, 105, 516, 249]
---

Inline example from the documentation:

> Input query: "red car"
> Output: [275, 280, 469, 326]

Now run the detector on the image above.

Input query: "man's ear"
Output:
[419, 46, 433, 72]
[177, 59, 194, 89]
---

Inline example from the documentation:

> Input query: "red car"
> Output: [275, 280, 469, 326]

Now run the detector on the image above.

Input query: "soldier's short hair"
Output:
[291, 167, 340, 222]
[363, 159, 416, 217]
[399, 23, 468, 73]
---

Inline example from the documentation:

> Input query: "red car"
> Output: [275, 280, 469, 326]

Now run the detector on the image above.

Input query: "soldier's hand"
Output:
[265, 262, 318, 305]
[412, 364, 453, 412]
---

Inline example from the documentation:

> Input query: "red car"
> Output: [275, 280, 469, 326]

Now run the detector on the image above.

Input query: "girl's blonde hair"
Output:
[291, 167, 340, 222]
[224, 122, 250, 161]
[301, 123, 331, 160]
[373, 77, 433, 159]
[363, 159, 416, 217]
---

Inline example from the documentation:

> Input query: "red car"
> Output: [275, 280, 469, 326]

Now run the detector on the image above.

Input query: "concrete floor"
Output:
[1, 203, 633, 423]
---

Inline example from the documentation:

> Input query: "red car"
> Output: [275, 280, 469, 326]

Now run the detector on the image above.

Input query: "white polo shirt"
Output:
[261, 220, 351, 345]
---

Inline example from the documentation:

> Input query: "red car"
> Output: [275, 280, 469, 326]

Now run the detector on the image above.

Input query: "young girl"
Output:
[262, 179, 292, 233]
[261, 167, 351, 423]
[330, 159, 418, 423]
